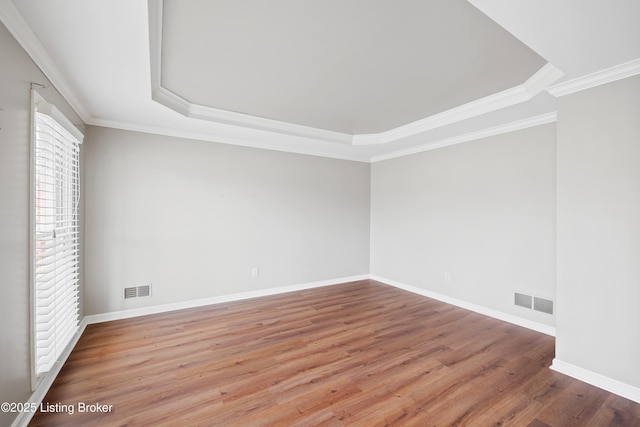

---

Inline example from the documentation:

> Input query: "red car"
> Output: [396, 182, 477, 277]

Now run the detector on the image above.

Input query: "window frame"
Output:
[29, 89, 84, 390]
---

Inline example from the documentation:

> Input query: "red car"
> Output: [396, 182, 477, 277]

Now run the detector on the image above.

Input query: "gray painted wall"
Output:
[556, 75, 640, 388]
[84, 126, 370, 315]
[0, 22, 84, 426]
[371, 124, 557, 327]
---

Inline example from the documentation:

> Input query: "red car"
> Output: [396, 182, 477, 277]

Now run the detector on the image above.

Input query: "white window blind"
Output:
[32, 91, 83, 377]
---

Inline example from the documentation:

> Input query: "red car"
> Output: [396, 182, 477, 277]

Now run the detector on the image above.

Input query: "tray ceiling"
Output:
[160, 0, 545, 135]
[2, 0, 639, 161]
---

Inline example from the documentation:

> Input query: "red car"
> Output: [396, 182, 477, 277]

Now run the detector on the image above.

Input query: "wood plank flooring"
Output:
[29, 280, 640, 426]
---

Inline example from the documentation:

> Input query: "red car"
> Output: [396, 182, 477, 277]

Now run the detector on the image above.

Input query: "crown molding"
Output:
[148, 0, 352, 145]
[148, 0, 163, 93]
[87, 117, 370, 163]
[0, 0, 91, 122]
[2, 0, 567, 163]
[370, 112, 557, 162]
[352, 85, 530, 146]
[148, 0, 190, 118]
[547, 58, 640, 97]
[354, 63, 563, 146]
[151, 85, 353, 145]
[149, 1, 563, 148]
[88, 112, 557, 164]
[523, 62, 566, 97]
[186, 103, 353, 145]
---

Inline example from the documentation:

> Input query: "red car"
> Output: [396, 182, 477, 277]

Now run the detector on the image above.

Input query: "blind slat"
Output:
[33, 107, 81, 377]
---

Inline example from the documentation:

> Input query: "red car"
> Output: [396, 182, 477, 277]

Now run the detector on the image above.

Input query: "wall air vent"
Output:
[515, 291, 553, 315]
[514, 292, 533, 309]
[533, 297, 554, 315]
[124, 284, 152, 299]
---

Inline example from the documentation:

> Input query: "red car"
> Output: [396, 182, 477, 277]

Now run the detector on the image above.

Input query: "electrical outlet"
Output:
[251, 268, 259, 277]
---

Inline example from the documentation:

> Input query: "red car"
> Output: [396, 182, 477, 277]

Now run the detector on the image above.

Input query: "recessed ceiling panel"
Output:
[160, 0, 546, 135]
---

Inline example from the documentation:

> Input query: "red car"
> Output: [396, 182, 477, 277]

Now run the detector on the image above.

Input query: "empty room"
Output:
[1, 1, 640, 426]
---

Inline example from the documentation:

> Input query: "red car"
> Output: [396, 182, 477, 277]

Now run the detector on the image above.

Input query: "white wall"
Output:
[371, 124, 557, 327]
[556, 75, 640, 390]
[0, 22, 84, 426]
[84, 126, 370, 315]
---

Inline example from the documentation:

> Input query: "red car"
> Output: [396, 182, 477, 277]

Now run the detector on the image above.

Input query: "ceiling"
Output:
[2, 0, 639, 162]
[161, 0, 545, 135]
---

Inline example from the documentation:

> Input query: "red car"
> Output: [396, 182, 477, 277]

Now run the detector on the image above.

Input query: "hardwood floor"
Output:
[29, 280, 640, 426]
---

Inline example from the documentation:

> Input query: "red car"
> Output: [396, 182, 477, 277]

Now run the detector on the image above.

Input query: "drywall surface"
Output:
[556, 75, 640, 388]
[0, 21, 84, 426]
[371, 124, 556, 326]
[84, 126, 370, 315]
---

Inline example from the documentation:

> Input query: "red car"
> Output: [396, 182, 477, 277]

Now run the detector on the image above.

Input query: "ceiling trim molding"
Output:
[87, 117, 370, 163]
[370, 112, 557, 163]
[186, 103, 353, 145]
[149, 0, 563, 147]
[88, 111, 557, 164]
[523, 63, 566, 97]
[353, 63, 563, 146]
[547, 58, 640, 97]
[0, 0, 91, 121]
[148, 0, 352, 145]
[352, 85, 530, 146]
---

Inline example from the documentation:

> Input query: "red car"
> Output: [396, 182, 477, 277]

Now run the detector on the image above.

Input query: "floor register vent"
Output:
[124, 284, 152, 299]
[514, 292, 553, 315]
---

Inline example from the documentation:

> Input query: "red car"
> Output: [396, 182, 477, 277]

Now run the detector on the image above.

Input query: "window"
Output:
[31, 90, 84, 387]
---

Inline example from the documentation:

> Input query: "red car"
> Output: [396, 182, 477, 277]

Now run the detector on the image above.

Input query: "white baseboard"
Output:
[84, 274, 370, 325]
[551, 358, 640, 404]
[14, 274, 638, 427]
[370, 274, 556, 337]
[12, 318, 89, 427]
[371, 275, 640, 404]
